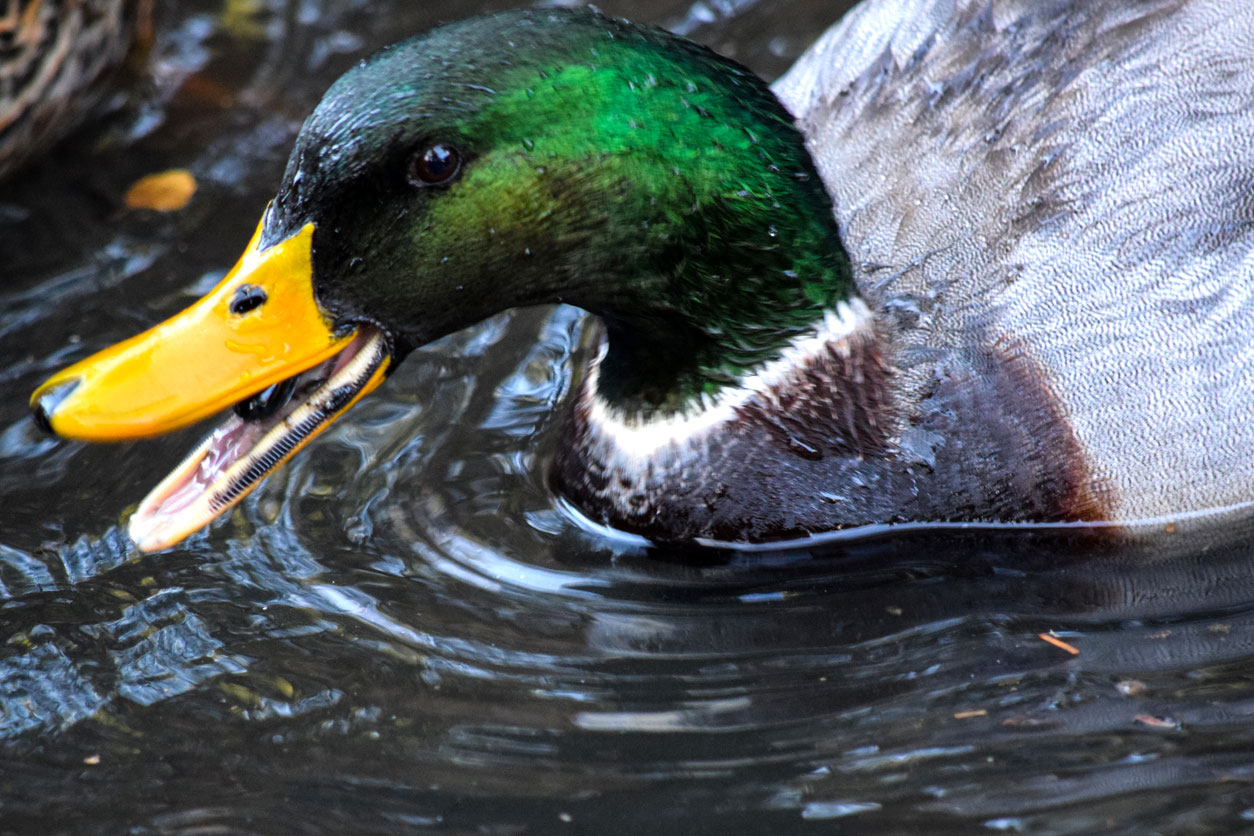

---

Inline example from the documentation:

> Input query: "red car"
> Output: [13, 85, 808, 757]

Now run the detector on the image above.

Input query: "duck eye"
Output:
[408, 143, 462, 186]
[230, 284, 267, 315]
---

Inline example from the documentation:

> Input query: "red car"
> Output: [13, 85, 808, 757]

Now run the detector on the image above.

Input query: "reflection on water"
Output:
[5, 1, 1254, 834]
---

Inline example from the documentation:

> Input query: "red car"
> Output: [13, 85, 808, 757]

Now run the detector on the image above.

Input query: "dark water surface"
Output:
[5, 1, 1254, 834]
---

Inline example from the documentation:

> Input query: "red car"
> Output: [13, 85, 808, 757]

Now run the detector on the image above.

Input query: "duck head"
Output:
[30, 9, 852, 551]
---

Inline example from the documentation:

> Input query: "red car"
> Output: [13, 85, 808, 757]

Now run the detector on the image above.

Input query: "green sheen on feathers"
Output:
[273, 10, 855, 413]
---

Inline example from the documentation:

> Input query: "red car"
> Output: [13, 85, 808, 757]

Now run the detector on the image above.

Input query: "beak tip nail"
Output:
[30, 378, 81, 437]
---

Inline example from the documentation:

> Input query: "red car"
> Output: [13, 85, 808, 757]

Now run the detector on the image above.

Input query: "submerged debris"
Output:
[1037, 632, 1080, 655]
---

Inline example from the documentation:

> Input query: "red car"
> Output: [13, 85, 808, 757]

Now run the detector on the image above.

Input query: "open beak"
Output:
[30, 220, 391, 552]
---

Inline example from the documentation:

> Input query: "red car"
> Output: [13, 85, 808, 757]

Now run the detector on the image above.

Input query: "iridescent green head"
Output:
[267, 8, 853, 410]
[30, 8, 857, 552]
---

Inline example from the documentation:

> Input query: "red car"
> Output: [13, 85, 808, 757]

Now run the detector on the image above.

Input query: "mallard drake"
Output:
[0, 0, 146, 179]
[28, 1, 1254, 551]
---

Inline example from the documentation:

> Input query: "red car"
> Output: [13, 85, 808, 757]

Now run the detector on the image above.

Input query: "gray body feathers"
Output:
[773, 0, 1254, 521]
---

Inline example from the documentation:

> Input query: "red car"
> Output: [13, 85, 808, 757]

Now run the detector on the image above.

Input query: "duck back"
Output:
[774, 0, 1254, 523]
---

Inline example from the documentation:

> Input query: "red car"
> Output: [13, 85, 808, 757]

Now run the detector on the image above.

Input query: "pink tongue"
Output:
[147, 416, 267, 517]
[142, 349, 344, 520]
[128, 326, 386, 552]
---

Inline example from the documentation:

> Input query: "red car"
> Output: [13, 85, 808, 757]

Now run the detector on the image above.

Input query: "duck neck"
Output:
[578, 203, 860, 418]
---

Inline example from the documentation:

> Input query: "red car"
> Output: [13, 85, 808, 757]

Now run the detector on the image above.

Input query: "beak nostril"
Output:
[230, 284, 268, 315]
[30, 379, 81, 436]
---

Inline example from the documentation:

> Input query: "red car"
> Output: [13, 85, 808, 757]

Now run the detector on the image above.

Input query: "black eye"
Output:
[230, 284, 267, 315]
[408, 143, 462, 186]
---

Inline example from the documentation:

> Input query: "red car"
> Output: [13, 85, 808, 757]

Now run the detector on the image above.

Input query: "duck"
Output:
[0, 0, 148, 180]
[28, 0, 1254, 552]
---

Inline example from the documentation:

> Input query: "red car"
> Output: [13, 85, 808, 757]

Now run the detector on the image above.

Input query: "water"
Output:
[4, 1, 1254, 834]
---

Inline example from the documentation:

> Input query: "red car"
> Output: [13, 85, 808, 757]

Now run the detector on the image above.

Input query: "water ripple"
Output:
[6, 1, 1254, 834]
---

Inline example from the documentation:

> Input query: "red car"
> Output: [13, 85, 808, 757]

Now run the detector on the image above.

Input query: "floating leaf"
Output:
[124, 169, 197, 212]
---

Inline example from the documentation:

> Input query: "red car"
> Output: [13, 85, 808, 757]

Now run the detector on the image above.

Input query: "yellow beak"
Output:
[30, 218, 392, 552]
[30, 221, 352, 439]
